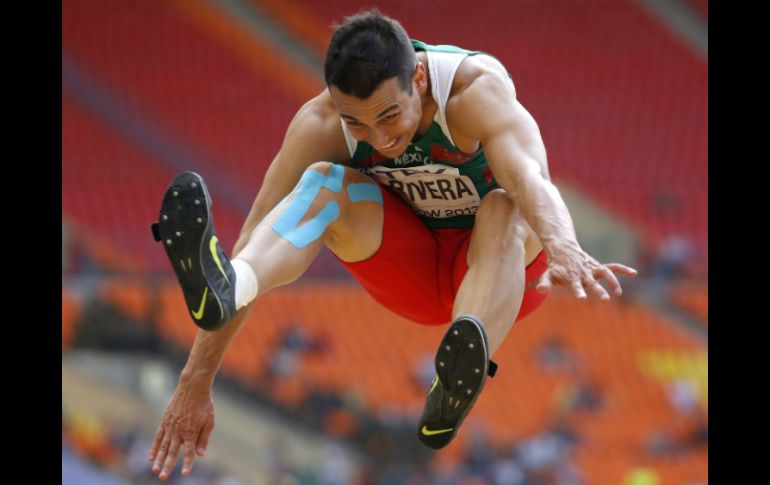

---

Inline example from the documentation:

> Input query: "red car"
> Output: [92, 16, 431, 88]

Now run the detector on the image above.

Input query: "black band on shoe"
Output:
[150, 222, 161, 242]
[488, 360, 498, 378]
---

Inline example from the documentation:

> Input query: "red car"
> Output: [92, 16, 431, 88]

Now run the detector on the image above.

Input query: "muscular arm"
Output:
[151, 90, 351, 479]
[180, 90, 351, 384]
[451, 70, 576, 259]
[449, 63, 635, 299]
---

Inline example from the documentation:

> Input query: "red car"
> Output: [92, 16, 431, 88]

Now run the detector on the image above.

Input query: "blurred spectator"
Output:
[535, 336, 578, 373]
[687, 412, 708, 449]
[268, 347, 300, 380]
[463, 425, 495, 479]
[320, 442, 356, 485]
[492, 455, 525, 485]
[645, 407, 707, 459]
[302, 386, 345, 430]
[553, 459, 583, 485]
[554, 377, 603, 418]
[62, 219, 98, 274]
[375, 403, 409, 429]
[413, 352, 436, 389]
[667, 378, 700, 417]
[653, 234, 695, 281]
[517, 424, 580, 479]
[267, 325, 329, 381]
[645, 427, 679, 457]
[283, 326, 316, 352]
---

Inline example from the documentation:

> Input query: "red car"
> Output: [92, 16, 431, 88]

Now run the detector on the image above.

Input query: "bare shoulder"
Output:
[445, 54, 519, 149]
[286, 90, 350, 163]
[449, 54, 516, 102]
[446, 54, 549, 177]
[302, 89, 341, 125]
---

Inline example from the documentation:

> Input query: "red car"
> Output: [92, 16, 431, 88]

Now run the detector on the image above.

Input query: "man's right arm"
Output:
[149, 89, 349, 479]
[181, 89, 350, 381]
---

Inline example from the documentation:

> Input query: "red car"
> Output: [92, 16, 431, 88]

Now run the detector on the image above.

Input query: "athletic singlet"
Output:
[339, 40, 503, 229]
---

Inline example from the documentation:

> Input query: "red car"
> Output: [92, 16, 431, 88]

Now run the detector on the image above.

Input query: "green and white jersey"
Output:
[339, 40, 501, 229]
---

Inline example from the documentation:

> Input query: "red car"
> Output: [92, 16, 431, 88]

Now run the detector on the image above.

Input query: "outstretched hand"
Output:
[536, 244, 638, 300]
[148, 379, 215, 480]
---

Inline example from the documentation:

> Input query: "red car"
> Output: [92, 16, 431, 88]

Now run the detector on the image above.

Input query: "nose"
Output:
[369, 128, 391, 150]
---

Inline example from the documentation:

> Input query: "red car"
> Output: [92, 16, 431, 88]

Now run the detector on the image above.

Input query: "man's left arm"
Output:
[452, 71, 637, 299]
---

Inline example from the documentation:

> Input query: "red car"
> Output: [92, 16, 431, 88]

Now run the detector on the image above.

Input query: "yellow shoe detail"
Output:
[192, 287, 209, 320]
[421, 425, 454, 436]
[209, 236, 230, 285]
[429, 376, 440, 394]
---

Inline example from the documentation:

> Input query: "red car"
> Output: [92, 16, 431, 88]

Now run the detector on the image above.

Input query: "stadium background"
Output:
[61, 0, 707, 483]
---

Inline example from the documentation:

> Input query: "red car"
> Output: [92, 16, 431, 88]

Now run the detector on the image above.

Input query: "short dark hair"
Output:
[324, 9, 416, 99]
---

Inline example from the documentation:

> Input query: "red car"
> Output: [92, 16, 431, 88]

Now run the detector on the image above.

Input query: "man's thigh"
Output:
[451, 229, 550, 323]
[335, 184, 550, 325]
[334, 184, 453, 325]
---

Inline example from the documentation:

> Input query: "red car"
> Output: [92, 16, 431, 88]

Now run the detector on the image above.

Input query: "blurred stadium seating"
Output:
[62, 1, 707, 483]
[670, 281, 708, 327]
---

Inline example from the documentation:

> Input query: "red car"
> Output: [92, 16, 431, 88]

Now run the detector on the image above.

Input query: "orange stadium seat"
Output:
[152, 281, 707, 481]
[98, 278, 153, 323]
[670, 282, 708, 325]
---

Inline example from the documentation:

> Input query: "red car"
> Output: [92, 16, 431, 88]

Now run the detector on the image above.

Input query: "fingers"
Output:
[181, 431, 197, 477]
[196, 419, 214, 457]
[536, 271, 553, 294]
[151, 425, 209, 479]
[571, 279, 587, 299]
[538, 261, 635, 301]
[595, 266, 622, 297]
[586, 278, 610, 300]
[606, 263, 638, 276]
[148, 424, 165, 462]
[159, 434, 182, 480]
[152, 429, 171, 475]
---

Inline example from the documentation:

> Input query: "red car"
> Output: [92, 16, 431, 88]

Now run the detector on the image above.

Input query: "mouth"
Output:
[380, 136, 401, 152]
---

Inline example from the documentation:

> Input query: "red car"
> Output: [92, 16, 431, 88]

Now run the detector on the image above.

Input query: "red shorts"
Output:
[335, 185, 550, 325]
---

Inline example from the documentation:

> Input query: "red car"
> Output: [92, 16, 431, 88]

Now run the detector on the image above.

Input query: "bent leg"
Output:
[418, 189, 546, 449]
[234, 162, 384, 299]
[452, 189, 543, 356]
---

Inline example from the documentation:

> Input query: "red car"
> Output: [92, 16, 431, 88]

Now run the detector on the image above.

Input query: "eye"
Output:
[381, 113, 399, 123]
[345, 120, 363, 129]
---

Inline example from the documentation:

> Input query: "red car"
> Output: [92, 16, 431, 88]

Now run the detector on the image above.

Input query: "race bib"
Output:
[364, 164, 481, 218]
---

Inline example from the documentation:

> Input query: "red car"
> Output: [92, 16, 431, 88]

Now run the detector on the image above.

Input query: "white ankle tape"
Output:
[231, 258, 259, 310]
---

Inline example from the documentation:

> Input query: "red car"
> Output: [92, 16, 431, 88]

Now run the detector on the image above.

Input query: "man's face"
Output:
[330, 64, 426, 159]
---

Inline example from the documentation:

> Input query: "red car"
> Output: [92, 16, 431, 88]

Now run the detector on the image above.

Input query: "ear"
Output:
[413, 61, 428, 95]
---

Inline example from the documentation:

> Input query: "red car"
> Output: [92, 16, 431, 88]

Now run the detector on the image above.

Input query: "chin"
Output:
[392, 147, 409, 158]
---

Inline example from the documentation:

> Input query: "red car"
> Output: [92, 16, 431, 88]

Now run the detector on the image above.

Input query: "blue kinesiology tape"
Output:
[347, 183, 384, 204]
[272, 164, 344, 248]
